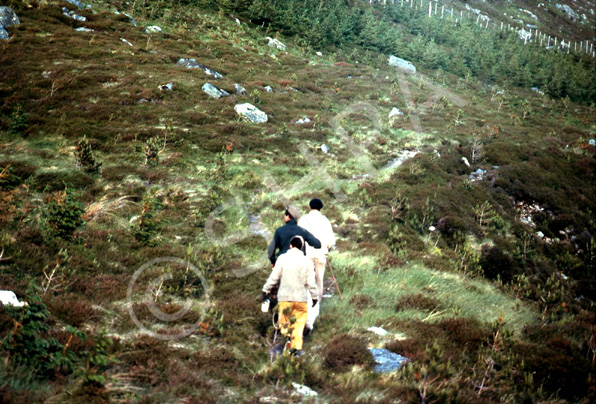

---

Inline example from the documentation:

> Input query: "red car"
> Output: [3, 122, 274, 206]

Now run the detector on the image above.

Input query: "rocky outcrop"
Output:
[388, 55, 416, 74]
[0, 7, 20, 40]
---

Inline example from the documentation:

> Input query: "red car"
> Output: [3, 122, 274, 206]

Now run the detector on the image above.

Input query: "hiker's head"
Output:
[290, 236, 303, 250]
[309, 198, 324, 211]
[284, 205, 300, 222]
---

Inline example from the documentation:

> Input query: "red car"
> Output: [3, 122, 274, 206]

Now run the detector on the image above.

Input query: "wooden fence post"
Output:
[428, 2, 431, 17]
[441, 6, 444, 18]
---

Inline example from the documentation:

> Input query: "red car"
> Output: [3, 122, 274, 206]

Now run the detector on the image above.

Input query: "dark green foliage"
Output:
[75, 136, 102, 176]
[144, 137, 162, 167]
[220, 0, 596, 103]
[479, 245, 518, 282]
[9, 105, 28, 134]
[323, 333, 374, 372]
[80, 333, 115, 396]
[2, 294, 86, 379]
[0, 161, 35, 191]
[134, 196, 160, 246]
[42, 187, 86, 240]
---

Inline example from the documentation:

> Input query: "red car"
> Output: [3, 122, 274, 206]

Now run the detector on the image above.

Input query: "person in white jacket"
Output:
[262, 236, 318, 355]
[297, 198, 335, 335]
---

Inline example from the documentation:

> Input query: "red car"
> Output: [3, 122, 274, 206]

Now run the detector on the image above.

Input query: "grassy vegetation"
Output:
[0, 0, 595, 403]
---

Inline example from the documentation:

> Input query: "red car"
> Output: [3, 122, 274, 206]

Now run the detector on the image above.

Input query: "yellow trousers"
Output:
[278, 301, 308, 350]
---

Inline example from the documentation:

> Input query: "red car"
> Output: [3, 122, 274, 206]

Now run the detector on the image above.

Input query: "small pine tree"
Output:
[144, 137, 161, 167]
[134, 197, 160, 246]
[76, 136, 102, 175]
[43, 187, 86, 240]
[9, 104, 28, 134]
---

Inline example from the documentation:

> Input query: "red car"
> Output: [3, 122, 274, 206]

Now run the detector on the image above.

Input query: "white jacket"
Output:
[262, 249, 318, 303]
[298, 210, 335, 259]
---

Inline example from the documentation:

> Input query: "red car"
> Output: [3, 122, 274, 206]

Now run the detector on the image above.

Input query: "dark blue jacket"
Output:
[267, 219, 321, 265]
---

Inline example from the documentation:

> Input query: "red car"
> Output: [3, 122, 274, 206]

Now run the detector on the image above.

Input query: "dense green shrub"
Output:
[8, 105, 28, 134]
[75, 136, 102, 176]
[42, 187, 86, 240]
[2, 294, 85, 379]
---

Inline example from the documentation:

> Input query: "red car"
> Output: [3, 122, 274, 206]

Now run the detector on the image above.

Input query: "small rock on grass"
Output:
[367, 326, 389, 336]
[266, 36, 286, 51]
[176, 58, 223, 79]
[202, 83, 230, 99]
[145, 25, 162, 33]
[234, 103, 268, 123]
[234, 83, 247, 95]
[388, 107, 404, 119]
[158, 82, 175, 91]
[291, 382, 318, 397]
[295, 117, 311, 124]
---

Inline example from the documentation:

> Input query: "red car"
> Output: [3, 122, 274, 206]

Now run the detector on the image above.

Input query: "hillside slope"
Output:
[0, 1, 595, 403]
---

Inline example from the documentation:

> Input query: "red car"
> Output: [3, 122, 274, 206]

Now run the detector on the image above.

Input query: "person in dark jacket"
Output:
[267, 205, 321, 266]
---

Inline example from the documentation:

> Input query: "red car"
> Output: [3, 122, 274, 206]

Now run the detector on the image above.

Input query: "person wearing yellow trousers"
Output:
[298, 198, 335, 336]
[262, 236, 318, 356]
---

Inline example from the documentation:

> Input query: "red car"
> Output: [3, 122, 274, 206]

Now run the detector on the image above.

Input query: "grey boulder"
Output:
[0, 7, 19, 28]
[234, 103, 268, 123]
[202, 83, 230, 99]
[388, 55, 416, 74]
[369, 348, 408, 373]
[0, 6, 19, 39]
[234, 83, 247, 95]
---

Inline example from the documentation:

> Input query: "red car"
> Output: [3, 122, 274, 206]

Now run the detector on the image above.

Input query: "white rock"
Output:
[388, 55, 416, 74]
[316, 51, 323, 56]
[368, 326, 389, 336]
[295, 117, 311, 125]
[292, 382, 318, 397]
[264, 85, 273, 92]
[388, 107, 404, 119]
[234, 83, 247, 95]
[202, 82, 230, 99]
[462, 157, 471, 167]
[145, 25, 162, 33]
[234, 103, 268, 123]
[121, 38, 133, 47]
[74, 27, 94, 32]
[158, 82, 174, 91]
[266, 36, 286, 51]
[0, 291, 26, 307]
[321, 144, 330, 154]
[429, 226, 436, 232]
